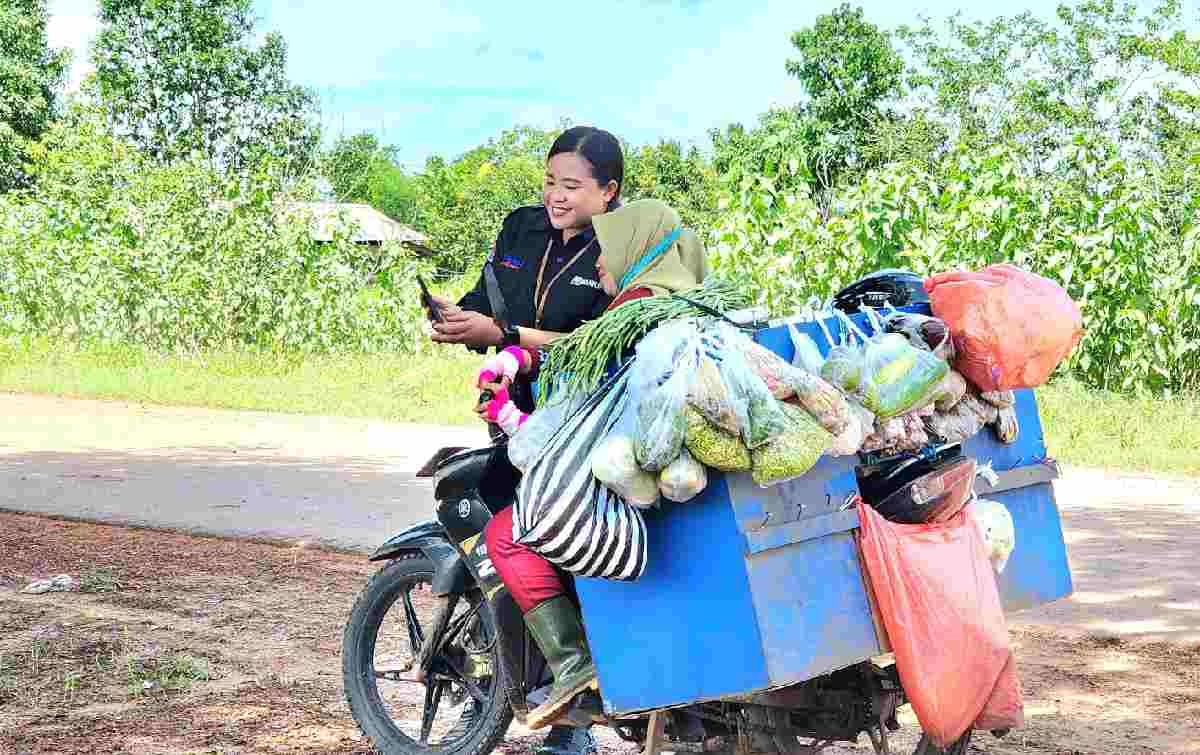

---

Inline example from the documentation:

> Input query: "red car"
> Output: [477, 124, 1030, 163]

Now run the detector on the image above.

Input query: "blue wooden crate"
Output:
[576, 310, 1074, 716]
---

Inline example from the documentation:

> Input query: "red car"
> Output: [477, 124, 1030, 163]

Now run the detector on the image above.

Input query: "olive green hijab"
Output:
[592, 199, 707, 297]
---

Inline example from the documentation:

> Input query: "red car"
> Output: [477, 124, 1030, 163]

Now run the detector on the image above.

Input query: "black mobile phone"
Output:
[418, 274, 444, 323]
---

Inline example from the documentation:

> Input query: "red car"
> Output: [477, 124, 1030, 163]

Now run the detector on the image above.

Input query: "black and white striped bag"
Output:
[513, 366, 648, 581]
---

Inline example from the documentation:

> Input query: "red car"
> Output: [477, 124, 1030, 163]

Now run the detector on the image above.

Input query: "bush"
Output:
[0, 106, 432, 353]
[710, 137, 1200, 394]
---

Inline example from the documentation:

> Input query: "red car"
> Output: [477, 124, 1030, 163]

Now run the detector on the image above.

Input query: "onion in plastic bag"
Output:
[934, 370, 969, 412]
[658, 448, 708, 503]
[981, 390, 1017, 408]
[591, 435, 659, 508]
[925, 394, 999, 443]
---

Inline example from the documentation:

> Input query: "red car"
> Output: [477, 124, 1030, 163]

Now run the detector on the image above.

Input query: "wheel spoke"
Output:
[403, 589, 425, 655]
[420, 681, 444, 744]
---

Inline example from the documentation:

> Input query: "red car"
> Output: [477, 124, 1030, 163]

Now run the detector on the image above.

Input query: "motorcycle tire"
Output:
[343, 554, 513, 755]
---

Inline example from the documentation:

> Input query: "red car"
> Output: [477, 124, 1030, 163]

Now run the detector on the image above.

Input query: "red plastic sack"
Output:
[857, 500, 1022, 747]
[925, 264, 1083, 391]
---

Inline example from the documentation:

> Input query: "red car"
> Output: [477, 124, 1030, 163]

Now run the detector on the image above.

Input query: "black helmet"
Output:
[831, 269, 929, 314]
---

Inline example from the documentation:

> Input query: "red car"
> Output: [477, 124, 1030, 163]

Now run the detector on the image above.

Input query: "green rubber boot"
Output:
[524, 596, 599, 730]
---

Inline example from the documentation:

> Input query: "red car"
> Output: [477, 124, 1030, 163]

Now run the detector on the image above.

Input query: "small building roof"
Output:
[283, 202, 429, 245]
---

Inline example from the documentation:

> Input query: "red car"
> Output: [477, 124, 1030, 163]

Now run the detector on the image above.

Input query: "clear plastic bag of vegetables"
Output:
[627, 320, 705, 471]
[658, 447, 708, 503]
[718, 342, 790, 449]
[684, 407, 752, 472]
[858, 332, 949, 419]
[508, 392, 587, 472]
[784, 367, 851, 436]
[634, 344, 701, 471]
[815, 311, 869, 393]
[886, 311, 956, 362]
[591, 434, 660, 508]
[716, 320, 851, 437]
[821, 344, 865, 392]
[751, 402, 832, 486]
[629, 320, 703, 397]
[687, 354, 741, 435]
[733, 334, 798, 401]
[925, 393, 999, 443]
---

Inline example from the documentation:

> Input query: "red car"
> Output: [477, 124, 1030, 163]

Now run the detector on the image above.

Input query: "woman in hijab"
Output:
[474, 199, 707, 729]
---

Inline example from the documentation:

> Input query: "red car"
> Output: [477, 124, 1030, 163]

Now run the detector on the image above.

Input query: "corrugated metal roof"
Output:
[282, 202, 429, 245]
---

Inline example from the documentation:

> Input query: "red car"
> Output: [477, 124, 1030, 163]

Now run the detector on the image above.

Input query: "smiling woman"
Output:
[423, 124, 627, 755]
[428, 126, 625, 400]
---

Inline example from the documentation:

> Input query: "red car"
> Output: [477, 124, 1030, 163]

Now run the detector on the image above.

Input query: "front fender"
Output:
[369, 520, 471, 597]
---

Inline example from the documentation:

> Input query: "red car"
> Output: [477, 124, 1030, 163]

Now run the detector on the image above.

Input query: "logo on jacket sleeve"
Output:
[570, 275, 601, 290]
[500, 255, 524, 271]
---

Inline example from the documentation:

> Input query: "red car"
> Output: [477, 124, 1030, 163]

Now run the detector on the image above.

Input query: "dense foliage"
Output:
[0, 107, 430, 352]
[92, 0, 319, 173]
[0, 0, 1197, 393]
[0, 0, 68, 191]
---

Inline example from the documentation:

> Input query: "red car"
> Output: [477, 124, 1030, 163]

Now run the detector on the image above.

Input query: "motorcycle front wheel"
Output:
[343, 554, 513, 755]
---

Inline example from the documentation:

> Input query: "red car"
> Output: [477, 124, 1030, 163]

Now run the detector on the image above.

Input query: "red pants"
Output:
[485, 505, 566, 613]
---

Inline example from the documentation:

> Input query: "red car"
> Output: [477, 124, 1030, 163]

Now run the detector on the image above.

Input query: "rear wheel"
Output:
[343, 554, 513, 755]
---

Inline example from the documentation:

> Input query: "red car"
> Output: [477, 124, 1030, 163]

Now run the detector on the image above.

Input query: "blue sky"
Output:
[45, 0, 1187, 169]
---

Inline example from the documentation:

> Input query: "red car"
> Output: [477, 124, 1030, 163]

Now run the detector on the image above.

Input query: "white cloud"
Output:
[47, 0, 100, 91]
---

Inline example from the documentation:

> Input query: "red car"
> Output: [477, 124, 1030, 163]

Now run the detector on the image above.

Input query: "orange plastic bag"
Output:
[976, 652, 1025, 732]
[857, 500, 1021, 747]
[925, 264, 1083, 391]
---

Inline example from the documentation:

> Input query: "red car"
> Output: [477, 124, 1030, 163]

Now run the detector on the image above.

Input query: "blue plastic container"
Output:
[576, 309, 1073, 716]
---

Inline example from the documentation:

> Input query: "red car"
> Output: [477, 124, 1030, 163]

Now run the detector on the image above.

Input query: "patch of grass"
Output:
[0, 337, 480, 426]
[126, 653, 212, 697]
[1037, 379, 1200, 477]
[79, 569, 124, 594]
[2, 337, 1198, 475]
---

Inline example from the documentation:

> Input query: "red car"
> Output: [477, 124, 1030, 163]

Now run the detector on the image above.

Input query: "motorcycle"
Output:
[341, 436, 985, 755]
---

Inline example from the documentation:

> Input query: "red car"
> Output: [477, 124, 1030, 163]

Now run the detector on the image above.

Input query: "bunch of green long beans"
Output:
[537, 279, 752, 405]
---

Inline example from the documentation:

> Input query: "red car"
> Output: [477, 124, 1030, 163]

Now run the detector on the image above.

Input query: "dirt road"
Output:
[0, 394, 487, 552]
[2, 393, 1199, 754]
[2, 513, 1197, 755]
[3, 393, 1198, 644]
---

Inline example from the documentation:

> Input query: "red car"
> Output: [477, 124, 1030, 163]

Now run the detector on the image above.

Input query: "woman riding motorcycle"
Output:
[474, 199, 708, 729]
[428, 125, 622, 755]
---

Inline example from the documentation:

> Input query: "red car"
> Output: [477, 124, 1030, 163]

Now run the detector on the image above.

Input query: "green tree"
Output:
[785, 4, 904, 190]
[624, 140, 719, 237]
[0, 0, 68, 191]
[414, 125, 552, 271]
[896, 1, 1200, 171]
[321, 132, 421, 224]
[91, 0, 318, 173]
